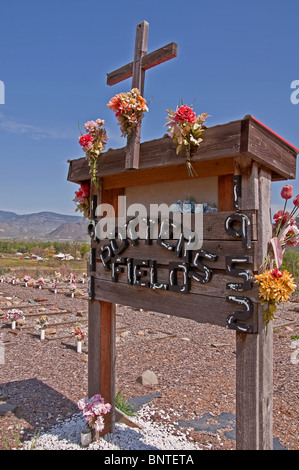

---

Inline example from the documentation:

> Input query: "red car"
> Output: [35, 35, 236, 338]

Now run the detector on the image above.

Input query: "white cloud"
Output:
[0, 112, 74, 140]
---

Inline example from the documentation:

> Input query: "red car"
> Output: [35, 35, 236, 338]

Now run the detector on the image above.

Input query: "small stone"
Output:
[136, 370, 158, 386]
[120, 331, 129, 338]
[115, 407, 142, 429]
[45, 328, 57, 335]
[0, 403, 17, 416]
[137, 330, 145, 336]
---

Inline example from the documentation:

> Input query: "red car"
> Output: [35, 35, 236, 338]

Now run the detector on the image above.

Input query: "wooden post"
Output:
[125, 21, 148, 170]
[233, 160, 273, 449]
[88, 300, 116, 435]
[88, 184, 123, 437]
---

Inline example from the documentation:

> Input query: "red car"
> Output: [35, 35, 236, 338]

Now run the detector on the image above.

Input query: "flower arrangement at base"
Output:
[70, 284, 77, 297]
[36, 316, 49, 331]
[165, 104, 208, 177]
[78, 119, 107, 189]
[255, 268, 296, 326]
[74, 324, 86, 342]
[77, 394, 111, 433]
[256, 184, 299, 327]
[107, 88, 148, 138]
[73, 182, 90, 218]
[73, 324, 86, 353]
[265, 185, 299, 269]
[5, 309, 25, 328]
[37, 278, 44, 289]
[52, 271, 61, 292]
[23, 275, 30, 286]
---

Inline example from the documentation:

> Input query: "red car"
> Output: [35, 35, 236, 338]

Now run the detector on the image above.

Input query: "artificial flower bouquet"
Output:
[70, 284, 77, 295]
[78, 119, 108, 189]
[5, 309, 24, 323]
[36, 316, 49, 331]
[165, 104, 208, 176]
[255, 184, 299, 326]
[107, 88, 148, 138]
[255, 268, 296, 326]
[74, 325, 86, 342]
[77, 394, 111, 433]
[74, 182, 90, 218]
[5, 309, 25, 329]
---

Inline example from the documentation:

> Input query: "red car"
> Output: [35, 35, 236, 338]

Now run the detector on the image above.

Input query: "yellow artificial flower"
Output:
[255, 269, 296, 325]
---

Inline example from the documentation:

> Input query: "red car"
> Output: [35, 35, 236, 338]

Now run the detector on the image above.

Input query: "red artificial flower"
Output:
[74, 183, 89, 204]
[174, 105, 197, 123]
[79, 134, 94, 148]
[281, 184, 293, 200]
[293, 194, 299, 207]
[270, 268, 283, 278]
[273, 210, 294, 226]
[80, 183, 90, 198]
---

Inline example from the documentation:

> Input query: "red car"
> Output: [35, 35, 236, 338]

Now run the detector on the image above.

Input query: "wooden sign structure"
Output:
[67, 23, 298, 450]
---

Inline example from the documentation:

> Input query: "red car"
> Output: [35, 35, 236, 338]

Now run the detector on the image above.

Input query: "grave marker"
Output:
[107, 20, 177, 170]
[67, 22, 299, 449]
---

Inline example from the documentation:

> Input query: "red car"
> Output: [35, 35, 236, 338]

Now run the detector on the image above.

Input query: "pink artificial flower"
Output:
[77, 398, 89, 410]
[281, 184, 293, 200]
[84, 121, 98, 134]
[285, 224, 299, 247]
[96, 118, 105, 127]
[273, 210, 294, 227]
[293, 194, 299, 207]
[174, 105, 197, 123]
[107, 94, 122, 113]
[94, 416, 105, 432]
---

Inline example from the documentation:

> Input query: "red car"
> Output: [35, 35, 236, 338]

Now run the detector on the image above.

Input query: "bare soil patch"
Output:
[0, 282, 298, 450]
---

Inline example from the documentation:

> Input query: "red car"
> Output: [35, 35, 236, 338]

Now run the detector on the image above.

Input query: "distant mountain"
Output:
[48, 220, 89, 241]
[0, 210, 88, 241]
[0, 210, 19, 219]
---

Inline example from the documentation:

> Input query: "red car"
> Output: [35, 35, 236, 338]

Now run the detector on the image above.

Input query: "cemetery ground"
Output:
[0, 270, 298, 450]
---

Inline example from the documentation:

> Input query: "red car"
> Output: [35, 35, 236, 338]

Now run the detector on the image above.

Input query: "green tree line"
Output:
[0, 240, 90, 260]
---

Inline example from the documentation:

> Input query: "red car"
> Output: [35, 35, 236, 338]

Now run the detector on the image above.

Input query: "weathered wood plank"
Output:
[67, 116, 297, 185]
[92, 277, 258, 332]
[106, 43, 178, 86]
[67, 121, 241, 182]
[243, 116, 297, 179]
[104, 158, 235, 190]
[89, 210, 258, 244]
[218, 174, 234, 211]
[93, 266, 260, 300]
[91, 239, 260, 271]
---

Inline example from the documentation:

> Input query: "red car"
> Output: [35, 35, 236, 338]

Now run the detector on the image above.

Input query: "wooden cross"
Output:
[107, 20, 177, 170]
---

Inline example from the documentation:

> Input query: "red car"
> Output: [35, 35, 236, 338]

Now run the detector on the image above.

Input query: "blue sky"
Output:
[0, 0, 298, 216]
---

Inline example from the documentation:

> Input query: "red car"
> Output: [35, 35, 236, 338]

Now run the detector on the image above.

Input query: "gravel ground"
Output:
[0, 281, 298, 451]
